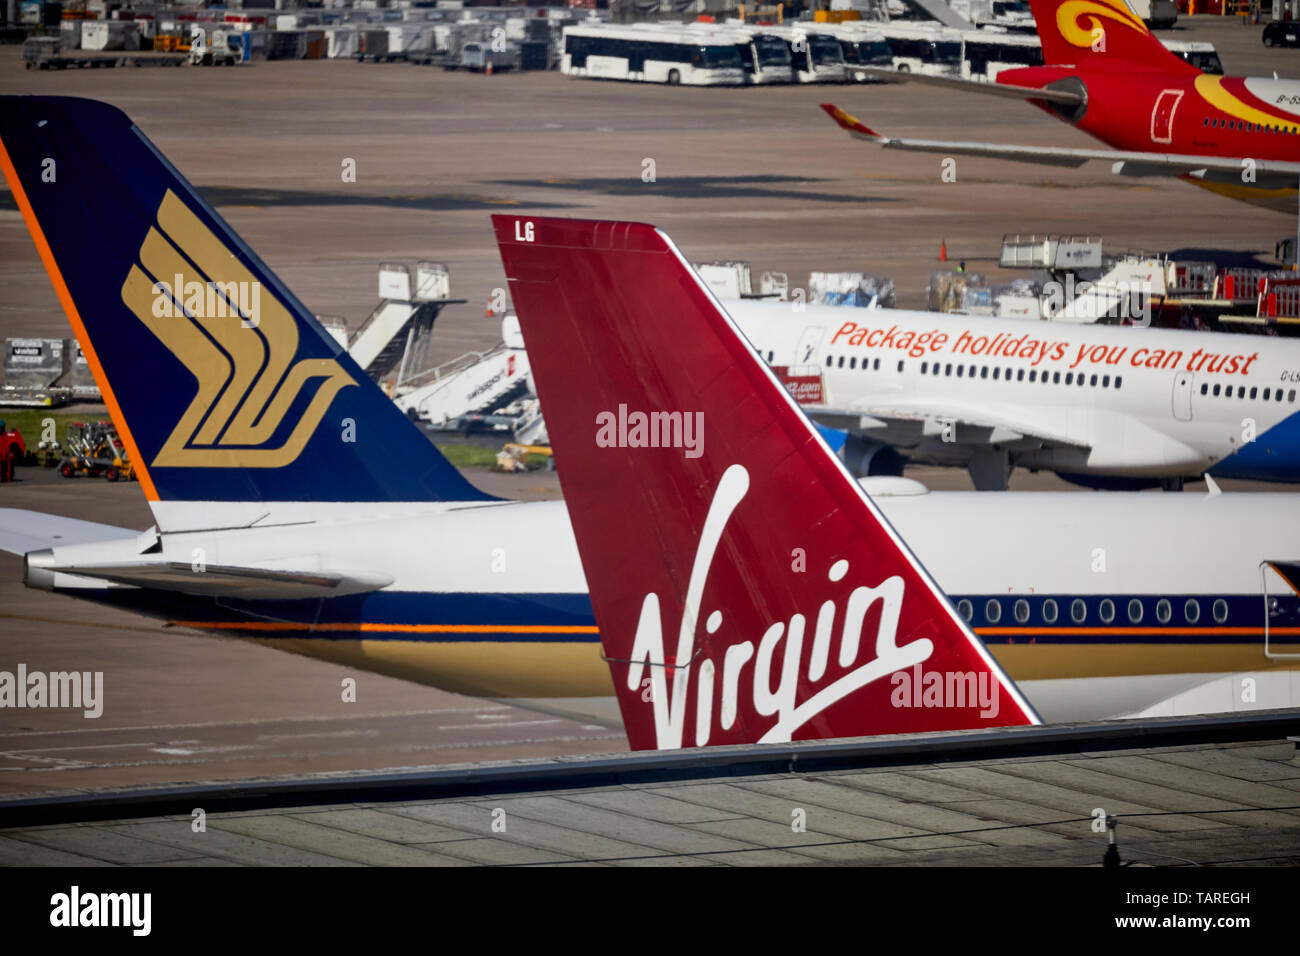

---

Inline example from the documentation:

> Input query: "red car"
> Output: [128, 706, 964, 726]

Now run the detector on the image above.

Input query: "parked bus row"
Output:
[558, 21, 1221, 88]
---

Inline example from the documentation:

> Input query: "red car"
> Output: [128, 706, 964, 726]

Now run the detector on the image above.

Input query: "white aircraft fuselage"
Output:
[729, 301, 1300, 487]
[12, 485, 1300, 723]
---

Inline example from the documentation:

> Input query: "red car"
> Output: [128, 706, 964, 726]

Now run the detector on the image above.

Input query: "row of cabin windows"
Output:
[825, 355, 883, 371]
[824, 353, 1125, 389]
[921, 362, 1122, 388]
[955, 595, 1229, 627]
[1201, 116, 1298, 135]
[800, 350, 1293, 402]
[1200, 381, 1297, 402]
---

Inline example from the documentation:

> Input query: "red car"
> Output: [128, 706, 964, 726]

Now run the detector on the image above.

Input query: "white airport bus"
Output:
[1128, 0, 1178, 28]
[735, 30, 795, 84]
[959, 29, 1042, 81]
[956, 31, 1213, 83]
[667, 22, 793, 84]
[1163, 39, 1223, 75]
[759, 24, 847, 83]
[876, 23, 963, 76]
[819, 23, 894, 83]
[560, 23, 745, 85]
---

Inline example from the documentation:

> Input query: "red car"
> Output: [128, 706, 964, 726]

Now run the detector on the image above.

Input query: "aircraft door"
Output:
[1172, 371, 1193, 421]
[1150, 89, 1183, 145]
[1259, 561, 1300, 660]
[795, 326, 825, 367]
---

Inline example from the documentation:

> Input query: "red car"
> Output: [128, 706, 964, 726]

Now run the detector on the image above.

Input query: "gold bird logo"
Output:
[1056, 0, 1149, 48]
[120, 190, 355, 468]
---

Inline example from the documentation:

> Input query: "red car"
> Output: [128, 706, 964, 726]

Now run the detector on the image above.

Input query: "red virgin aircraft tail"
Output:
[493, 215, 1040, 751]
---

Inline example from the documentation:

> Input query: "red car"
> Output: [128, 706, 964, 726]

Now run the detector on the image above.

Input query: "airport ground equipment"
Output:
[393, 315, 532, 428]
[999, 234, 1102, 272]
[693, 261, 789, 300]
[2, 337, 66, 408]
[36, 432, 61, 468]
[449, 40, 517, 72]
[809, 270, 896, 308]
[151, 34, 191, 54]
[510, 399, 549, 446]
[495, 443, 553, 473]
[994, 235, 1300, 331]
[0, 422, 24, 483]
[188, 27, 240, 66]
[23, 36, 183, 69]
[348, 262, 464, 384]
[2, 337, 101, 408]
[56, 421, 134, 482]
[329, 263, 525, 429]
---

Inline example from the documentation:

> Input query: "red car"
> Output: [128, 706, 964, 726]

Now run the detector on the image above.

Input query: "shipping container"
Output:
[325, 26, 359, 58]
[81, 20, 139, 51]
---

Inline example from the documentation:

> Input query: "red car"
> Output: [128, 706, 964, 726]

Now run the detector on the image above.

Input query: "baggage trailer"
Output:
[24, 37, 184, 69]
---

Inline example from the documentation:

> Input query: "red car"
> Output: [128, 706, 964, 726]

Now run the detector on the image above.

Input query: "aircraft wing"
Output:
[805, 398, 1203, 471]
[844, 69, 1086, 105]
[807, 399, 1083, 449]
[820, 103, 1300, 182]
[0, 508, 137, 556]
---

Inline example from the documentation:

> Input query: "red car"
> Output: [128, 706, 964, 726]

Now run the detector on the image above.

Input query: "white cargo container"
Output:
[325, 27, 359, 58]
[386, 24, 431, 53]
[695, 261, 753, 299]
[60, 20, 80, 49]
[81, 20, 140, 51]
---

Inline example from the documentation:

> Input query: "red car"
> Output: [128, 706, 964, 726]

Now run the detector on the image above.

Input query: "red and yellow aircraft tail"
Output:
[1028, 0, 1198, 74]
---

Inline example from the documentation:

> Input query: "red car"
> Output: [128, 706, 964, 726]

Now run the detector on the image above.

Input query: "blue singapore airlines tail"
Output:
[0, 96, 491, 508]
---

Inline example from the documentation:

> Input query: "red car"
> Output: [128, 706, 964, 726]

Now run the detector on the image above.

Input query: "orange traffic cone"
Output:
[939, 240, 947, 262]
[485, 58, 493, 76]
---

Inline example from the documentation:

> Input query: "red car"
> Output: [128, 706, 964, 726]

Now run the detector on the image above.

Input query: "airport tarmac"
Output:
[2, 17, 1299, 800]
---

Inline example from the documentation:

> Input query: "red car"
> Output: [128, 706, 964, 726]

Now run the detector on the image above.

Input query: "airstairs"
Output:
[393, 315, 533, 428]
[347, 262, 465, 383]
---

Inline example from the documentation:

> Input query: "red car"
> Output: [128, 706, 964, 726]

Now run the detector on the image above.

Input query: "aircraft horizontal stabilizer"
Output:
[834, 70, 1086, 105]
[821, 104, 1300, 180]
[0, 508, 137, 556]
[24, 557, 393, 600]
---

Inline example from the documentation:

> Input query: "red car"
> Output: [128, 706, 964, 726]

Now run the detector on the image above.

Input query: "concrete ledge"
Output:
[2, 709, 1296, 829]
